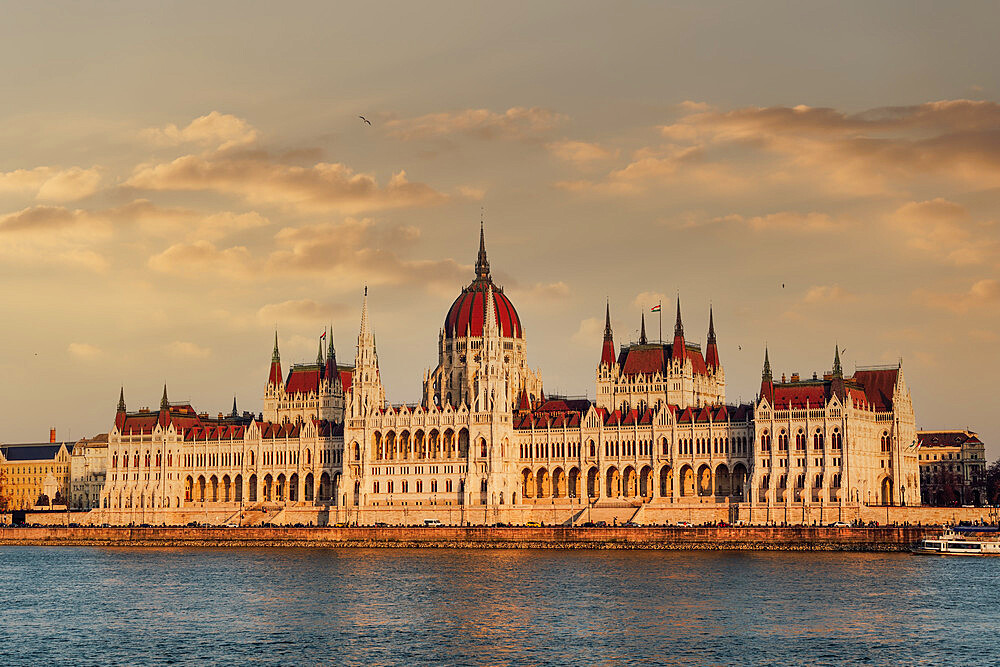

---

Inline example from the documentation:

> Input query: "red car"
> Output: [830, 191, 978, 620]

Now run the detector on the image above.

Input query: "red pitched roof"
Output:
[286, 367, 321, 395]
[851, 368, 898, 411]
[771, 383, 829, 409]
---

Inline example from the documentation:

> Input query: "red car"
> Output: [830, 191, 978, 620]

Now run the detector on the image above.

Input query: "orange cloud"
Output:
[386, 107, 567, 141]
[0, 166, 102, 202]
[127, 153, 446, 214]
[547, 140, 618, 165]
[890, 198, 998, 265]
[914, 278, 1000, 313]
[141, 111, 259, 150]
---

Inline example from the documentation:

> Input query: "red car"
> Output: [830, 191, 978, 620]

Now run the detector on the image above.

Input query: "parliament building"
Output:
[98, 226, 920, 525]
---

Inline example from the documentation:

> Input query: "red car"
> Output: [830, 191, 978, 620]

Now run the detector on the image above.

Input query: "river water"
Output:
[0, 546, 996, 665]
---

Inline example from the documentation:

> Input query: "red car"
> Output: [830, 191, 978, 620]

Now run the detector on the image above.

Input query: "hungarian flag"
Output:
[320, 331, 327, 340]
[650, 304, 661, 312]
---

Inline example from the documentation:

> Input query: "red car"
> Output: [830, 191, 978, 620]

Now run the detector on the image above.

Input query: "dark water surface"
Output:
[1, 547, 997, 666]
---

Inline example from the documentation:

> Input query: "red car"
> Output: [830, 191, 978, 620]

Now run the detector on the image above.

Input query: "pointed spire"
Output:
[833, 344, 843, 378]
[639, 312, 648, 345]
[117, 387, 126, 413]
[160, 384, 169, 411]
[600, 301, 616, 368]
[762, 348, 772, 382]
[327, 322, 336, 358]
[674, 297, 684, 337]
[231, 396, 238, 417]
[360, 285, 369, 336]
[268, 332, 283, 387]
[705, 307, 720, 369]
[317, 332, 325, 365]
[475, 220, 490, 280]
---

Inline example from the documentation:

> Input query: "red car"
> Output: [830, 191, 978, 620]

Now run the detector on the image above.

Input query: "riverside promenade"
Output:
[0, 525, 939, 551]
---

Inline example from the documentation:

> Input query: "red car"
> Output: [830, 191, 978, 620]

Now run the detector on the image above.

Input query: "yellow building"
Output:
[0, 442, 72, 510]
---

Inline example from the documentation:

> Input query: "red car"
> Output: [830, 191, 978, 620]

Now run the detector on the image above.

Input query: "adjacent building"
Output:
[918, 429, 987, 506]
[69, 433, 109, 509]
[0, 434, 73, 510]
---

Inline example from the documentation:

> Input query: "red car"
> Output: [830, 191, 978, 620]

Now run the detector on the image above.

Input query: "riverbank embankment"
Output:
[0, 525, 941, 550]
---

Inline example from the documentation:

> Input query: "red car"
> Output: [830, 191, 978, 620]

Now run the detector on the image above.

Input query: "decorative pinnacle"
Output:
[762, 348, 772, 382]
[272, 330, 280, 362]
[160, 384, 169, 410]
[360, 285, 369, 336]
[475, 220, 490, 280]
[833, 344, 843, 378]
[639, 312, 647, 345]
[604, 300, 613, 341]
[117, 386, 126, 412]
[231, 396, 238, 417]
[674, 297, 684, 338]
[317, 333, 325, 365]
[707, 306, 716, 344]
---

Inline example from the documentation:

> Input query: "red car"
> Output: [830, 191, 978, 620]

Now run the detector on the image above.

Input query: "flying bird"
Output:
[782, 283, 785, 289]
[359, 115, 372, 126]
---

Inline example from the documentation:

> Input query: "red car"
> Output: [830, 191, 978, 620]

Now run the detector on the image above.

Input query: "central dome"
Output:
[443, 226, 523, 339]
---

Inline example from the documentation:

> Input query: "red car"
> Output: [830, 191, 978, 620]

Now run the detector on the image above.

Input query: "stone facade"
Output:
[0, 441, 72, 509]
[93, 225, 923, 525]
[69, 433, 108, 509]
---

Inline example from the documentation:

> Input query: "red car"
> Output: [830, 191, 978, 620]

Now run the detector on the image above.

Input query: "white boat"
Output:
[912, 529, 1000, 556]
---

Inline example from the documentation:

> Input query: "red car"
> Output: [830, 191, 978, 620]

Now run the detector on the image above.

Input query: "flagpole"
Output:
[658, 300, 662, 343]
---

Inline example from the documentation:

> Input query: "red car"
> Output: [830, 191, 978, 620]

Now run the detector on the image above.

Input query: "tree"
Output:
[36, 494, 50, 507]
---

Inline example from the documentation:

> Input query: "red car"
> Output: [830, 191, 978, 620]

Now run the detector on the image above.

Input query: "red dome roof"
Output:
[445, 280, 522, 339]
[444, 224, 522, 339]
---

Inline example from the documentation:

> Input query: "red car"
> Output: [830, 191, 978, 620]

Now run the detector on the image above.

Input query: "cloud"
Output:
[148, 241, 255, 279]
[914, 278, 1000, 313]
[148, 217, 469, 288]
[256, 299, 348, 325]
[565, 99, 1000, 200]
[714, 211, 836, 233]
[515, 281, 570, 301]
[0, 205, 110, 237]
[68, 342, 101, 359]
[633, 291, 668, 311]
[127, 153, 446, 214]
[386, 107, 567, 141]
[571, 316, 604, 347]
[166, 341, 212, 358]
[547, 140, 618, 165]
[141, 111, 259, 150]
[0, 166, 102, 201]
[803, 284, 857, 303]
[61, 249, 110, 273]
[889, 198, 997, 265]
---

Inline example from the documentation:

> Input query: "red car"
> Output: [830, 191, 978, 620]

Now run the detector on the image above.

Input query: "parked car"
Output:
[624, 521, 640, 527]
[525, 520, 541, 527]
[424, 518, 442, 526]
[675, 521, 692, 527]
[829, 521, 850, 528]
[581, 521, 596, 527]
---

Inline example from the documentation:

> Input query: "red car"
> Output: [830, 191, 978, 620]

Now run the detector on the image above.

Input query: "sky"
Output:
[1, 2, 998, 457]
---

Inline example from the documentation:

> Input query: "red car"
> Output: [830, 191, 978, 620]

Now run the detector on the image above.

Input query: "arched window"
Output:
[480, 441, 487, 457]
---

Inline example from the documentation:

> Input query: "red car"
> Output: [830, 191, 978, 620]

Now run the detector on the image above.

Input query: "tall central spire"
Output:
[604, 301, 613, 341]
[475, 220, 490, 280]
[762, 347, 772, 382]
[639, 312, 648, 345]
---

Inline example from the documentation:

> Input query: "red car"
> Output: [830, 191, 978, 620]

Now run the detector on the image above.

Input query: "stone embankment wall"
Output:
[19, 503, 997, 528]
[0, 525, 940, 551]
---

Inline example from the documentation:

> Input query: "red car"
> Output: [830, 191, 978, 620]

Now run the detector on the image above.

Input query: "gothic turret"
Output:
[115, 387, 127, 431]
[160, 385, 169, 411]
[760, 347, 774, 403]
[705, 307, 720, 369]
[231, 396, 238, 418]
[267, 332, 283, 388]
[671, 297, 686, 362]
[600, 301, 615, 367]
[351, 286, 385, 418]
[831, 344, 846, 402]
